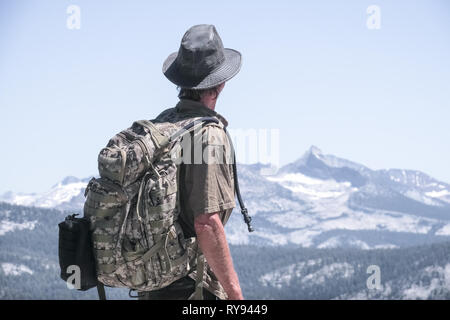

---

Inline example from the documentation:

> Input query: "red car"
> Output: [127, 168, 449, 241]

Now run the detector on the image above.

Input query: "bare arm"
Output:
[194, 212, 243, 300]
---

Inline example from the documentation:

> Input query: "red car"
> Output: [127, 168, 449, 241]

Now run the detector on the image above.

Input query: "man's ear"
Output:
[212, 82, 226, 100]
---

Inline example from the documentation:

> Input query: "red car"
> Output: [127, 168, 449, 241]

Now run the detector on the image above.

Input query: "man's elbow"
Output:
[194, 212, 222, 235]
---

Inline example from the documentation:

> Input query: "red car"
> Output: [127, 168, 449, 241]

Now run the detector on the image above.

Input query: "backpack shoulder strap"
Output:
[134, 119, 169, 149]
[168, 116, 220, 143]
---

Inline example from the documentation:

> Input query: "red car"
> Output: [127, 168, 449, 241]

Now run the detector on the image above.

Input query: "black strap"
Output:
[232, 155, 254, 232]
[97, 282, 106, 300]
[224, 130, 254, 233]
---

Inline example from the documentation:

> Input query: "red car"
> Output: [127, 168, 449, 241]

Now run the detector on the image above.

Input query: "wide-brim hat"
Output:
[162, 24, 242, 90]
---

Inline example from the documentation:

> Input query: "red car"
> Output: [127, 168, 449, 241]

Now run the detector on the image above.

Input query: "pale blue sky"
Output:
[0, 0, 449, 193]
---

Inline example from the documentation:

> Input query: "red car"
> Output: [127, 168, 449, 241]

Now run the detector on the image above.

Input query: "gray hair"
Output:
[177, 85, 221, 101]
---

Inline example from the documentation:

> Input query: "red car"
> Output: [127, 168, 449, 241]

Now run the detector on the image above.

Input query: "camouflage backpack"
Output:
[83, 116, 226, 299]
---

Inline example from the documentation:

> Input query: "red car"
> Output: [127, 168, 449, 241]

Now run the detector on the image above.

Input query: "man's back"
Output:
[139, 98, 236, 300]
[154, 98, 235, 238]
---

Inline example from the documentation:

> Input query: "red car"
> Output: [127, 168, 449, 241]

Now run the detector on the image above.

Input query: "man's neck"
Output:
[200, 97, 217, 111]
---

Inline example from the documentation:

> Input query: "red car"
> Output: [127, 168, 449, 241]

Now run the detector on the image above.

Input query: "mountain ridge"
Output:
[1, 146, 450, 249]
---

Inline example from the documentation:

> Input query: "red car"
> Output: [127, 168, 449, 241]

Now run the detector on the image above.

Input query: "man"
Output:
[139, 24, 243, 300]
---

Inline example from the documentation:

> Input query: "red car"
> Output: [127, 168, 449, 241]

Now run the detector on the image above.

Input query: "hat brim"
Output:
[162, 48, 242, 90]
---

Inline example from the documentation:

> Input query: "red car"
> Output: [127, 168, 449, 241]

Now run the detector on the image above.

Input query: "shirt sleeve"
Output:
[180, 125, 236, 218]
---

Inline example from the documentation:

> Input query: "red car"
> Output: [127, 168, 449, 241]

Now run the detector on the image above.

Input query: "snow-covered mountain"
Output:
[0, 176, 92, 211]
[2, 146, 450, 249]
[226, 146, 450, 249]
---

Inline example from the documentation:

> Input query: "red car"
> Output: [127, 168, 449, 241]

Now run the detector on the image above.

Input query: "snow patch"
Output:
[436, 224, 450, 236]
[404, 190, 442, 206]
[0, 181, 87, 209]
[1, 263, 34, 276]
[426, 190, 450, 198]
[317, 237, 342, 249]
[260, 261, 354, 289]
[402, 264, 450, 299]
[259, 259, 322, 288]
[301, 263, 354, 286]
[288, 230, 322, 247]
[0, 220, 37, 236]
[267, 173, 354, 200]
[267, 211, 316, 229]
